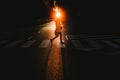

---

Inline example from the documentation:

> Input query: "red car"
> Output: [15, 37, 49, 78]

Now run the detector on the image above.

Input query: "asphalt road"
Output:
[0, 21, 120, 80]
[0, 21, 66, 80]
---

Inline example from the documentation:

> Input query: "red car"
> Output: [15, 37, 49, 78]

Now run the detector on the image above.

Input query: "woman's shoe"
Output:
[61, 41, 64, 44]
[50, 39, 53, 43]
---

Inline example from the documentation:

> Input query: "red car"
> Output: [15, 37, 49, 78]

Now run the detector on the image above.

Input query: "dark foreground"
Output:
[0, 21, 120, 80]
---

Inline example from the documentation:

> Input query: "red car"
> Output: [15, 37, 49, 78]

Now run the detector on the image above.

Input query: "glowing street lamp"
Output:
[51, 5, 66, 25]
[53, 6, 62, 19]
[56, 11, 61, 18]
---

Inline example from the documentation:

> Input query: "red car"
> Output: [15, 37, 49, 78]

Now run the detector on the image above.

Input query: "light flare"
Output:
[53, 6, 61, 19]
[56, 12, 61, 18]
[50, 5, 66, 24]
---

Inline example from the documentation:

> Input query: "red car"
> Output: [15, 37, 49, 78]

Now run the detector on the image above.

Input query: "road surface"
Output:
[0, 21, 120, 80]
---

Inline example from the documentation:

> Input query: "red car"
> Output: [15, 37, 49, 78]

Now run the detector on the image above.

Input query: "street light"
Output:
[56, 10, 61, 18]
[53, 6, 61, 19]
[50, 4, 66, 24]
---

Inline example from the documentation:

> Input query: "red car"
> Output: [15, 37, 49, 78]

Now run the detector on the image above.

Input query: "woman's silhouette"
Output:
[50, 19, 64, 43]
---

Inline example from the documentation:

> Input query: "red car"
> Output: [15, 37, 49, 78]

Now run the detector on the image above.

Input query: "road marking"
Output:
[113, 39, 120, 43]
[67, 35, 96, 39]
[20, 40, 36, 48]
[0, 40, 8, 46]
[65, 35, 68, 40]
[71, 40, 101, 51]
[67, 35, 76, 39]
[38, 31, 41, 34]
[86, 39, 102, 48]
[101, 40, 120, 48]
[3, 40, 22, 48]
[67, 35, 120, 39]
[61, 43, 66, 48]
[71, 40, 83, 48]
[39, 40, 50, 48]
[27, 36, 33, 40]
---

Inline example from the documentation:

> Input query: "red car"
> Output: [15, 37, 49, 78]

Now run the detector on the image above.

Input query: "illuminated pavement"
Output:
[38, 21, 64, 80]
[0, 21, 66, 80]
[0, 21, 120, 80]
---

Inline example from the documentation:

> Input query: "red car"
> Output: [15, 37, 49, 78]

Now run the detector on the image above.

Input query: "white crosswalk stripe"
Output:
[0, 40, 9, 46]
[71, 40, 98, 51]
[101, 40, 120, 48]
[3, 40, 22, 48]
[86, 39, 102, 48]
[61, 44, 66, 48]
[68, 34, 120, 51]
[20, 40, 36, 48]
[67, 35, 77, 39]
[65, 35, 68, 40]
[113, 39, 120, 43]
[71, 40, 83, 48]
[0, 39, 66, 48]
[67, 35, 120, 39]
[1, 37, 120, 49]
[39, 40, 50, 48]
[27, 36, 33, 40]
[61, 40, 65, 48]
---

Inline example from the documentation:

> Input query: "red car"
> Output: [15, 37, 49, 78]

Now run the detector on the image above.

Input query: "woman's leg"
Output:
[51, 34, 59, 42]
[60, 32, 64, 43]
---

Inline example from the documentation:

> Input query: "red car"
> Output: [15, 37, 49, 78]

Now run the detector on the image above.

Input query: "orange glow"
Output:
[56, 11, 61, 18]
[50, 6, 66, 22]
[54, 7, 61, 19]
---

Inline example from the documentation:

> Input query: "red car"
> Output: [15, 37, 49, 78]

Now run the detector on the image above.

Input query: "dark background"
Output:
[0, 1, 120, 80]
[0, 0, 119, 34]
[0, 0, 47, 25]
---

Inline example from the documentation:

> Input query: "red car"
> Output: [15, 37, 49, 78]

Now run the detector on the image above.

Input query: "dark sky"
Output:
[0, 0, 81, 24]
[0, 0, 48, 25]
[0, 0, 119, 28]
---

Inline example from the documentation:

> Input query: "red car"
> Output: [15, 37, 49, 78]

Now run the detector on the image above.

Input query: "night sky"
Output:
[0, 0, 81, 24]
[0, 0, 119, 32]
[0, 0, 48, 25]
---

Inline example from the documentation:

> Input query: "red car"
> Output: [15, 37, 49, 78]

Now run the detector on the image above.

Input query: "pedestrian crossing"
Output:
[67, 34, 120, 51]
[39, 40, 50, 48]
[0, 35, 120, 51]
[69, 39, 120, 51]
[0, 40, 9, 46]
[101, 40, 120, 48]
[20, 40, 36, 48]
[71, 40, 83, 49]
[3, 40, 22, 48]
[67, 34, 120, 39]
[0, 39, 66, 48]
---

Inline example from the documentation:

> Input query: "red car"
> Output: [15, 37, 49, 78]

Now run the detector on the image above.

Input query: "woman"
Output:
[50, 19, 64, 43]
